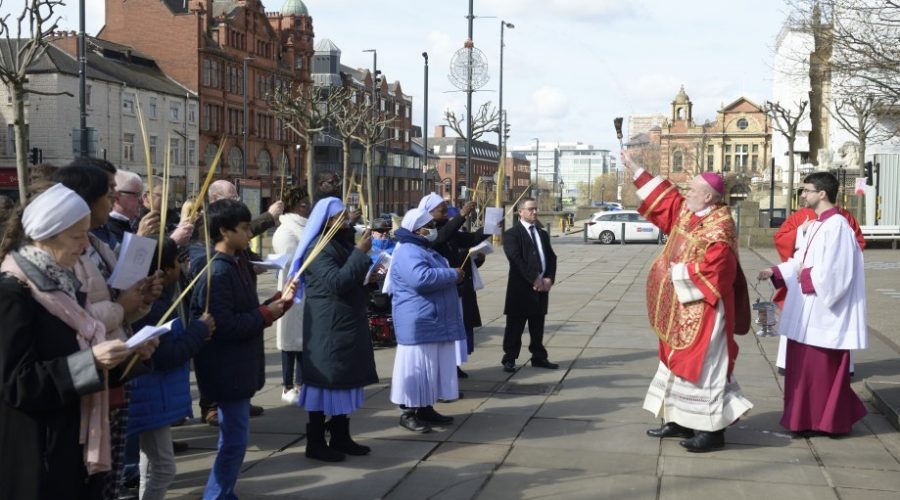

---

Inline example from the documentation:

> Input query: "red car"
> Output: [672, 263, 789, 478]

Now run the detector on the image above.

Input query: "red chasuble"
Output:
[635, 171, 751, 383]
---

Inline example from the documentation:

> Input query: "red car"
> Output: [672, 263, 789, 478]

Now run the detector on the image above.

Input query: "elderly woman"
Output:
[0, 184, 135, 499]
[387, 208, 466, 433]
[54, 163, 161, 499]
[290, 197, 377, 462]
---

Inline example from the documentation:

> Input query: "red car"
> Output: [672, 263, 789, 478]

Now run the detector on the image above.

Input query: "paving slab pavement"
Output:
[168, 233, 900, 499]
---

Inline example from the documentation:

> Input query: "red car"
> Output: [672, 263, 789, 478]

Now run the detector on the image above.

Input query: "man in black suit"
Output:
[501, 197, 559, 372]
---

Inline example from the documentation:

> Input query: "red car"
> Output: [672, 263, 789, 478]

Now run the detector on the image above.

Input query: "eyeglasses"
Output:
[117, 190, 140, 197]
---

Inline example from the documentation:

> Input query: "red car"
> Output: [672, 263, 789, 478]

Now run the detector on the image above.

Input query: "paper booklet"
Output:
[127, 319, 177, 349]
[364, 252, 392, 285]
[108, 232, 156, 290]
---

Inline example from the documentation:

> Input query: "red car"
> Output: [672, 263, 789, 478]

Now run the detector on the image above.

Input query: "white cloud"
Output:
[532, 86, 570, 120]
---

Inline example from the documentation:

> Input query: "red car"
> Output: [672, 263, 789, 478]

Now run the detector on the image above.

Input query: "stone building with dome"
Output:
[101, 0, 315, 206]
[627, 86, 772, 203]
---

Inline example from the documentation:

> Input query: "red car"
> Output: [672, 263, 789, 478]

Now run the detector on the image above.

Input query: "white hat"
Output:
[22, 183, 91, 241]
[417, 192, 444, 213]
[401, 208, 434, 232]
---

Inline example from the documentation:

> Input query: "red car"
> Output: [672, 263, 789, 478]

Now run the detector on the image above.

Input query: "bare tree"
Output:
[766, 100, 809, 211]
[267, 83, 344, 201]
[353, 105, 393, 221]
[0, 0, 66, 201]
[331, 89, 367, 199]
[829, 93, 893, 170]
[443, 101, 500, 141]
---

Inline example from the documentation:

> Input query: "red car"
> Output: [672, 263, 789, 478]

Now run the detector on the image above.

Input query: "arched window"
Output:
[256, 149, 271, 175]
[227, 146, 243, 175]
[676, 107, 684, 120]
[672, 151, 683, 172]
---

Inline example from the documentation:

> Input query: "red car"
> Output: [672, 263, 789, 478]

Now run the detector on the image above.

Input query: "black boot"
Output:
[417, 406, 454, 424]
[305, 413, 345, 462]
[327, 415, 371, 456]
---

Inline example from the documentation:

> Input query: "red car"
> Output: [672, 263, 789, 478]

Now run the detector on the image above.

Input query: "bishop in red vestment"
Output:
[623, 152, 753, 453]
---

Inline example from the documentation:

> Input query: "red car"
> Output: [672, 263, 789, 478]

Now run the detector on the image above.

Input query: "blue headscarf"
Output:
[288, 196, 345, 301]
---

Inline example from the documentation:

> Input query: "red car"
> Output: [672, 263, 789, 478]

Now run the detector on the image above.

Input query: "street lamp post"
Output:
[363, 49, 378, 218]
[588, 157, 592, 206]
[532, 137, 539, 201]
[496, 20, 514, 210]
[422, 52, 429, 196]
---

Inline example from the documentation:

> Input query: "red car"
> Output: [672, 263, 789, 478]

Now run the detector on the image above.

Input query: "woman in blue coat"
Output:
[386, 208, 466, 433]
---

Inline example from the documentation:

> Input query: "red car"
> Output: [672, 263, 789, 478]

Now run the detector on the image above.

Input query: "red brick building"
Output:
[503, 152, 531, 205]
[429, 125, 500, 205]
[101, 0, 315, 205]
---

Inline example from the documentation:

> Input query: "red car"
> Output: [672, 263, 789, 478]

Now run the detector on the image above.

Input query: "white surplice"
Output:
[776, 214, 867, 351]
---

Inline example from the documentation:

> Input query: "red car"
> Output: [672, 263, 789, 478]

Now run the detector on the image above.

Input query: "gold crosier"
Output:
[646, 205, 737, 350]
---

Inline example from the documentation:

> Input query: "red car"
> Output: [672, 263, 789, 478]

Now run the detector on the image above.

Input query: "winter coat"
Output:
[301, 232, 378, 390]
[127, 288, 210, 436]
[191, 252, 273, 402]
[432, 214, 488, 329]
[390, 239, 466, 346]
[502, 221, 557, 317]
[272, 213, 307, 352]
[0, 264, 107, 500]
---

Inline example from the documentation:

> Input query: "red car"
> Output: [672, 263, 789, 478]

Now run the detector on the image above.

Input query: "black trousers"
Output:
[502, 314, 548, 362]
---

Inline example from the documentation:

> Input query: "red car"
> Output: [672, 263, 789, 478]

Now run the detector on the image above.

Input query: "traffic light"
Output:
[865, 161, 874, 186]
[29, 147, 39, 165]
[503, 121, 511, 139]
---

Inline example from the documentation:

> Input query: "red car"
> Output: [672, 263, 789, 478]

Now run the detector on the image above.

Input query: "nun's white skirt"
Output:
[390, 341, 459, 407]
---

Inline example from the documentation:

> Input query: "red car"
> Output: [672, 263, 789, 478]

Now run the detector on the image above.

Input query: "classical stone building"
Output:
[628, 86, 771, 204]
[101, 0, 315, 206]
[0, 36, 198, 199]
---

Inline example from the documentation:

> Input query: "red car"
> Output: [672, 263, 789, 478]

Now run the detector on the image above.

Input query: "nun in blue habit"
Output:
[288, 197, 377, 462]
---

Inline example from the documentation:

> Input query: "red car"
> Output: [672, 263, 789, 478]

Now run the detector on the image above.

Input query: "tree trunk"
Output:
[857, 137, 867, 220]
[365, 144, 375, 223]
[787, 140, 796, 213]
[341, 136, 351, 200]
[305, 133, 315, 202]
[12, 83, 28, 201]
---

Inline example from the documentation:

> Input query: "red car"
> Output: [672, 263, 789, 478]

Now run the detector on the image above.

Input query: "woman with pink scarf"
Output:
[0, 184, 139, 499]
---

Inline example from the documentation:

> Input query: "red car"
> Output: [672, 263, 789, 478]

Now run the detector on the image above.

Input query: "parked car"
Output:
[591, 201, 623, 211]
[586, 210, 664, 244]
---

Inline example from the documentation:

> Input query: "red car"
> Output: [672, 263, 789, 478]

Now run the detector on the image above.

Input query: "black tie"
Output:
[529, 225, 538, 247]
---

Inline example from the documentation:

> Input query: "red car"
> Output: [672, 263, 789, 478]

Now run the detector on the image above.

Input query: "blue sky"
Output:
[7, 0, 789, 151]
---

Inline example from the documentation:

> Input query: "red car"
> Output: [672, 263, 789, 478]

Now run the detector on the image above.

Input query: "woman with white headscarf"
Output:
[387, 208, 466, 433]
[289, 197, 377, 462]
[0, 184, 135, 499]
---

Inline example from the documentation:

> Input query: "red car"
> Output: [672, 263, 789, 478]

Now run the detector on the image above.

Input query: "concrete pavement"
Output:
[167, 234, 900, 499]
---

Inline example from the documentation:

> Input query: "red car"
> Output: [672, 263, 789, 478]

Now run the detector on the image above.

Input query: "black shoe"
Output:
[502, 359, 516, 373]
[172, 440, 189, 453]
[457, 367, 469, 379]
[249, 404, 264, 417]
[400, 412, 431, 433]
[679, 430, 725, 453]
[531, 358, 559, 370]
[646, 422, 694, 439]
[417, 406, 454, 424]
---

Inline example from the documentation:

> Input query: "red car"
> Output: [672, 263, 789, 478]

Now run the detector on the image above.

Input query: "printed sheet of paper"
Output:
[127, 319, 176, 349]
[108, 232, 156, 290]
[251, 253, 290, 271]
[483, 207, 504, 235]
[468, 239, 494, 256]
